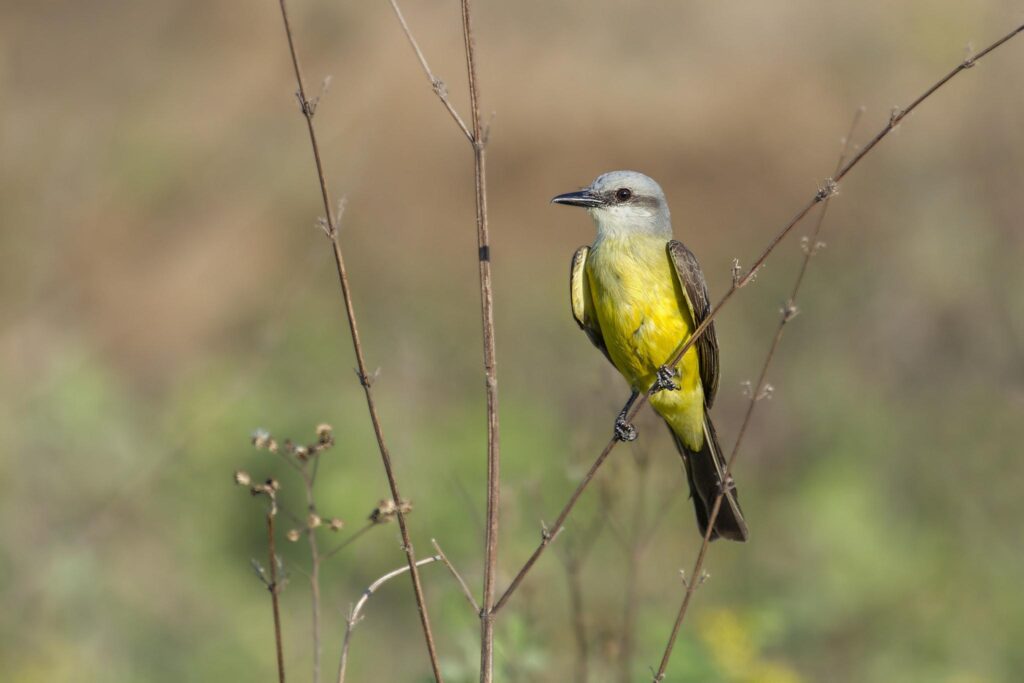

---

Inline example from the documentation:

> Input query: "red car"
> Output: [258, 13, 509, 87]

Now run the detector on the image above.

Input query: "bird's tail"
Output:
[668, 414, 749, 542]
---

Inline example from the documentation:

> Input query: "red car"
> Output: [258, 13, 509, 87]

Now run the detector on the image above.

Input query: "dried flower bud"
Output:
[369, 498, 412, 524]
[294, 445, 309, 461]
[316, 423, 333, 442]
[329, 517, 344, 532]
[252, 428, 272, 450]
[267, 439, 279, 453]
[307, 513, 322, 529]
[234, 470, 252, 487]
[266, 478, 280, 493]
[286, 529, 301, 542]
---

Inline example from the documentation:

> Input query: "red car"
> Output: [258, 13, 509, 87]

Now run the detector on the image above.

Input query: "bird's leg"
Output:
[613, 390, 640, 442]
[652, 365, 680, 392]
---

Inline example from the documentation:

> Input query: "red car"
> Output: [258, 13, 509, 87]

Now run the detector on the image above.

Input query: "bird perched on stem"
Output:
[553, 170, 748, 541]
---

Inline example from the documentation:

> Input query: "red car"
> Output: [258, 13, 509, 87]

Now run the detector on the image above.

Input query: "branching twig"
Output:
[432, 538, 481, 615]
[336, 556, 442, 683]
[497, 21, 1024, 621]
[386, 2, 502, 681]
[651, 26, 1024, 679]
[274, 2, 444, 681]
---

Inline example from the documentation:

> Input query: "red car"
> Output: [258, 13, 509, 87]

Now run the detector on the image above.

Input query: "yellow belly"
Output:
[586, 235, 706, 449]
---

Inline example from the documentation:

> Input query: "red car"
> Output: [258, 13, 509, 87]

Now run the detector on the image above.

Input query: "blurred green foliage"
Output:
[1, 1, 1022, 681]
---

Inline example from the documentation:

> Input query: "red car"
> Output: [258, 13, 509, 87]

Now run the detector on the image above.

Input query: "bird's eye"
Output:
[615, 188, 632, 202]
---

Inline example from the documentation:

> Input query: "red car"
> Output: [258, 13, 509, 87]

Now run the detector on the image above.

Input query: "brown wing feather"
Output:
[570, 246, 613, 366]
[666, 240, 720, 407]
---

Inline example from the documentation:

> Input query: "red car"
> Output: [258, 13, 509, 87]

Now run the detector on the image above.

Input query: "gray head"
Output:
[552, 170, 672, 238]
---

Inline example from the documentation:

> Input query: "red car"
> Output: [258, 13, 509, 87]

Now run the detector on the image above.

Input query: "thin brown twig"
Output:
[299, 466, 323, 683]
[497, 21, 1024, 619]
[274, 2, 444, 681]
[266, 498, 287, 683]
[432, 539, 481, 615]
[650, 27, 1024, 673]
[386, 4, 500, 679]
[458, 1, 502, 679]
[387, 0, 473, 142]
[336, 556, 442, 683]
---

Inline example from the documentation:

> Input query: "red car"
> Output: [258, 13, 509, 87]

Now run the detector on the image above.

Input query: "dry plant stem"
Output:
[432, 539, 481, 614]
[336, 556, 441, 683]
[267, 508, 287, 683]
[498, 21, 1024, 618]
[275, 2, 444, 681]
[387, 0, 473, 142]
[300, 468, 323, 683]
[457, 3, 503, 683]
[651, 28, 1024, 673]
[386, 3, 501, 679]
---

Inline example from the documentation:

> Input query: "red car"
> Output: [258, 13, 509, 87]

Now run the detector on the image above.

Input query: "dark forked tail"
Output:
[668, 414, 749, 542]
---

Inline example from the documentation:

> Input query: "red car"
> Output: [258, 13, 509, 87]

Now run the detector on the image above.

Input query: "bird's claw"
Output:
[652, 365, 680, 392]
[614, 415, 638, 442]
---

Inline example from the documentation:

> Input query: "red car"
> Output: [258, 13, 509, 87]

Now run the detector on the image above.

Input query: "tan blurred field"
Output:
[2, 1, 1023, 681]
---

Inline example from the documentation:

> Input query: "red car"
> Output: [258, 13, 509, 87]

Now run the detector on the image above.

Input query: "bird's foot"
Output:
[614, 414, 638, 442]
[652, 365, 680, 393]
[715, 475, 736, 497]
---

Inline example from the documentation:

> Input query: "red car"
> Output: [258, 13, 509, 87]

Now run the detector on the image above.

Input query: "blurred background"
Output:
[2, 1, 1023, 681]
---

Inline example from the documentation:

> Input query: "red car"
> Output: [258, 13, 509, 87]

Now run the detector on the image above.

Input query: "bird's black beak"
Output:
[551, 189, 603, 208]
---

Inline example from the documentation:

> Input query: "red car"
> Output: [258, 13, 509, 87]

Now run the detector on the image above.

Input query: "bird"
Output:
[552, 170, 748, 542]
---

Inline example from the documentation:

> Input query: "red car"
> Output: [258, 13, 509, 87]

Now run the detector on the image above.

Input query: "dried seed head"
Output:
[316, 423, 333, 442]
[234, 470, 252, 487]
[294, 445, 309, 461]
[286, 529, 301, 543]
[369, 498, 413, 524]
[266, 478, 280, 493]
[252, 428, 272, 450]
[307, 513, 322, 529]
[329, 517, 344, 532]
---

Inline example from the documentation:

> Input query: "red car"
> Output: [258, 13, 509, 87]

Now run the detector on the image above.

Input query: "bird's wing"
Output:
[667, 240, 720, 407]
[570, 246, 614, 366]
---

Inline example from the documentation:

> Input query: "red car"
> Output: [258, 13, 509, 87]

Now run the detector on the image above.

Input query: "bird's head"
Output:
[552, 170, 671, 238]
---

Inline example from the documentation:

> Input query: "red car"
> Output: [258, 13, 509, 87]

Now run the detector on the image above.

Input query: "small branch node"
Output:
[962, 42, 976, 68]
[756, 383, 774, 401]
[740, 380, 753, 399]
[355, 366, 381, 388]
[781, 300, 800, 323]
[730, 258, 742, 286]
[815, 177, 838, 202]
[889, 106, 904, 126]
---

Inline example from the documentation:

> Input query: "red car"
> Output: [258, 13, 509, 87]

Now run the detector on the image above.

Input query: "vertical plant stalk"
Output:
[274, 2, 444, 681]
[302, 463, 323, 683]
[497, 22, 1024, 620]
[457, 3, 502, 682]
[267, 502, 287, 683]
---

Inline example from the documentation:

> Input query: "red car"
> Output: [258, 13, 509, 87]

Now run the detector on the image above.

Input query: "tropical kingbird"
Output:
[553, 170, 748, 542]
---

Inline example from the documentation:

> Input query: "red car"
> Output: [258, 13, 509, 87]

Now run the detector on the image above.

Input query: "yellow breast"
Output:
[586, 234, 706, 447]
